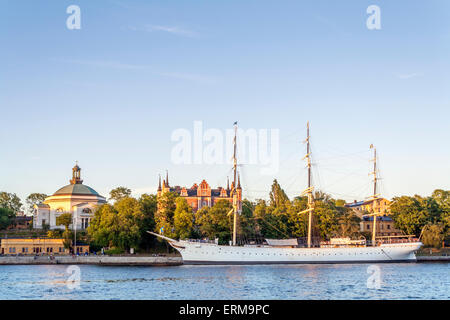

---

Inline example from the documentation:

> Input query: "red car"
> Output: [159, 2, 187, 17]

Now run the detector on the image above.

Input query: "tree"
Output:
[47, 230, 62, 238]
[114, 197, 145, 250]
[334, 207, 361, 239]
[0, 192, 22, 213]
[269, 179, 290, 208]
[287, 196, 308, 238]
[88, 198, 145, 251]
[154, 192, 178, 239]
[174, 197, 194, 239]
[88, 204, 118, 248]
[239, 199, 257, 240]
[0, 207, 15, 230]
[195, 200, 233, 244]
[25, 193, 47, 214]
[390, 196, 433, 236]
[56, 213, 72, 231]
[139, 193, 157, 249]
[109, 187, 132, 202]
[421, 224, 445, 248]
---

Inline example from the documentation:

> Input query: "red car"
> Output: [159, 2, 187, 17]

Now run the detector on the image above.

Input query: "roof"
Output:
[345, 201, 365, 208]
[53, 184, 101, 197]
[362, 215, 393, 222]
[35, 203, 50, 208]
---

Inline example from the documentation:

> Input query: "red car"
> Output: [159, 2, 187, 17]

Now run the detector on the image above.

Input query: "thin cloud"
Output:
[54, 58, 216, 84]
[128, 25, 198, 38]
[157, 72, 217, 84]
[396, 73, 423, 80]
[56, 58, 150, 70]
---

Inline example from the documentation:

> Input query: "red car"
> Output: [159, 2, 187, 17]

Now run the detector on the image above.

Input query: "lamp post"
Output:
[73, 215, 77, 255]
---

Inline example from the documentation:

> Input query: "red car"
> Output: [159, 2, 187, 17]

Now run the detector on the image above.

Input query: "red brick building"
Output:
[157, 172, 242, 212]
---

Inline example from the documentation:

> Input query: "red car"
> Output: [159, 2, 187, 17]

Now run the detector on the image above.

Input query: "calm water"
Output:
[0, 263, 448, 300]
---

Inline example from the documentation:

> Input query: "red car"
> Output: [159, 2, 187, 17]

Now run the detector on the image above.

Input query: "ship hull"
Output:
[170, 241, 422, 265]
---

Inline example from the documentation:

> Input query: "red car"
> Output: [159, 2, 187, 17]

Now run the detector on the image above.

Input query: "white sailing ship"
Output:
[149, 122, 422, 264]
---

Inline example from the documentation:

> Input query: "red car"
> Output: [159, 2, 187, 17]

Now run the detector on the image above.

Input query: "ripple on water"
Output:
[0, 263, 448, 299]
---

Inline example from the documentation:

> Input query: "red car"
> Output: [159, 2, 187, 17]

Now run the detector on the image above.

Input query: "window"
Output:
[9, 247, 16, 253]
[82, 208, 92, 214]
[387, 225, 391, 230]
[367, 224, 370, 230]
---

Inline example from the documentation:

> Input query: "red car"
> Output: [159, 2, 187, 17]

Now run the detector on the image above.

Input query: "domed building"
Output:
[33, 164, 106, 230]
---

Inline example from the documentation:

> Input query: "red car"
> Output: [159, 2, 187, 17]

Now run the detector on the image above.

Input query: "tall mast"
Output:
[300, 122, 314, 248]
[370, 144, 378, 246]
[232, 121, 238, 246]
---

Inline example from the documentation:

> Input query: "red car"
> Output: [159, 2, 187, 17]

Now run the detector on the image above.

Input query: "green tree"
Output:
[0, 207, 15, 230]
[109, 187, 132, 202]
[56, 213, 72, 231]
[25, 193, 47, 214]
[390, 195, 432, 236]
[88, 204, 117, 248]
[195, 200, 233, 244]
[269, 179, 290, 208]
[139, 193, 158, 249]
[47, 230, 62, 238]
[334, 207, 361, 238]
[421, 224, 445, 248]
[287, 196, 308, 238]
[239, 199, 256, 240]
[174, 197, 194, 239]
[154, 192, 178, 239]
[0, 192, 22, 213]
[88, 197, 145, 251]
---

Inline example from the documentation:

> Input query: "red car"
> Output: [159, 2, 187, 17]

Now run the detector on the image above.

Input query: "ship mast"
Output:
[231, 121, 239, 246]
[370, 144, 379, 246]
[300, 122, 314, 248]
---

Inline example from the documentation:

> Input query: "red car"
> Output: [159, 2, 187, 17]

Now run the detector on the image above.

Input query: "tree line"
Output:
[1, 184, 449, 251]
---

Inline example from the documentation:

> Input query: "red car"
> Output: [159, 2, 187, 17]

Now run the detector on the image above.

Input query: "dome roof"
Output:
[53, 184, 101, 196]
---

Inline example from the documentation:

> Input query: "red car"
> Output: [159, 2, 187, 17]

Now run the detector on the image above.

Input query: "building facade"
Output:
[360, 216, 402, 237]
[345, 198, 403, 236]
[156, 172, 242, 212]
[345, 198, 391, 217]
[33, 164, 106, 230]
[0, 238, 89, 255]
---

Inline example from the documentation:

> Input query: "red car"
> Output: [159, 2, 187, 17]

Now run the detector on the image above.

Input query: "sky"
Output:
[0, 0, 449, 210]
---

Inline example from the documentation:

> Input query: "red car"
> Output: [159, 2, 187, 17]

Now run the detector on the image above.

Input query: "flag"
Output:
[233, 121, 237, 126]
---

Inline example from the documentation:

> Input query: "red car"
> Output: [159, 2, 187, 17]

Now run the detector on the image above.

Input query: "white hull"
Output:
[170, 240, 422, 265]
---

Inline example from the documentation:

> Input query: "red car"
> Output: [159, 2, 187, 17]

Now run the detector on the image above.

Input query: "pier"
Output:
[0, 255, 183, 266]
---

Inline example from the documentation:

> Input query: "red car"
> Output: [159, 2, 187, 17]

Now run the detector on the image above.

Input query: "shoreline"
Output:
[0, 255, 448, 265]
[0, 255, 183, 266]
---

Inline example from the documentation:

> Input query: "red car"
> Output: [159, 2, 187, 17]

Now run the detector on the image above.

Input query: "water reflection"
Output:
[0, 263, 448, 300]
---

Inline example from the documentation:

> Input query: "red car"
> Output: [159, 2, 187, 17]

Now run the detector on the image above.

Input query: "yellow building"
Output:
[33, 163, 106, 230]
[0, 238, 89, 255]
[360, 216, 403, 237]
[345, 198, 391, 217]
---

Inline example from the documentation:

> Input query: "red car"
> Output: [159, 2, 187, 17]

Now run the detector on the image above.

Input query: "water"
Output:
[0, 263, 448, 300]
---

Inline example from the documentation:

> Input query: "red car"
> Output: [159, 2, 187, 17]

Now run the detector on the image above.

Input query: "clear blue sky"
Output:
[1, 0, 449, 209]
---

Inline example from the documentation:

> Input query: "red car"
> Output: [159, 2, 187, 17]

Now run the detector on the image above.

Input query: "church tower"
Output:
[70, 162, 83, 185]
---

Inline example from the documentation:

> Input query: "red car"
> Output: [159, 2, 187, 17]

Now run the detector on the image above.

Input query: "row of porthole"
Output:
[195, 251, 383, 256]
